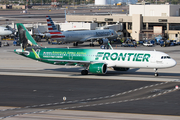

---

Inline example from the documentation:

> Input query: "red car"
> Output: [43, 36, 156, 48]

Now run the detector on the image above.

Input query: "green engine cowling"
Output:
[113, 67, 129, 71]
[89, 63, 107, 74]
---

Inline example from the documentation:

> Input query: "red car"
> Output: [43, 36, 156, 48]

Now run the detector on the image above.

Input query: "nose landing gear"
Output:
[154, 68, 158, 76]
[90, 39, 94, 47]
[73, 42, 78, 46]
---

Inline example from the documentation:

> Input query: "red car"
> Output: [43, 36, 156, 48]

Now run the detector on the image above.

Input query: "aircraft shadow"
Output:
[44, 68, 180, 78]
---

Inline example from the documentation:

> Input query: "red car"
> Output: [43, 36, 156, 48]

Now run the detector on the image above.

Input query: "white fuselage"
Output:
[46, 29, 117, 43]
[89, 49, 176, 69]
[15, 48, 176, 69]
[0, 26, 12, 36]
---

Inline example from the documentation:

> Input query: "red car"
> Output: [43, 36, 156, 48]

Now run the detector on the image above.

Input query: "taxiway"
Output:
[0, 41, 180, 119]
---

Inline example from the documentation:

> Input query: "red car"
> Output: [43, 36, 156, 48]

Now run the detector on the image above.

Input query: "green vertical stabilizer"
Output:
[16, 23, 39, 49]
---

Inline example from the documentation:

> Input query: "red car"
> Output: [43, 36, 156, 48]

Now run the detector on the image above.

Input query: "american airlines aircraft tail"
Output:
[46, 15, 61, 33]
[14, 23, 176, 76]
[45, 15, 118, 47]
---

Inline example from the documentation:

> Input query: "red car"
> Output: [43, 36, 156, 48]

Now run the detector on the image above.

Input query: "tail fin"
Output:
[46, 15, 62, 34]
[16, 23, 39, 50]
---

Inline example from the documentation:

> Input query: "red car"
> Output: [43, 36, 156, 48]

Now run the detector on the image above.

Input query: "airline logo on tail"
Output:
[32, 49, 40, 59]
[46, 15, 62, 34]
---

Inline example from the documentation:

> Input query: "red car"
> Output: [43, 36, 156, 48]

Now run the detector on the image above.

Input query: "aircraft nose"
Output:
[7, 30, 12, 35]
[170, 59, 176, 67]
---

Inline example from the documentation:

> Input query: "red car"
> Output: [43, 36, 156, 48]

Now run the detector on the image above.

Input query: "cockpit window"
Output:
[161, 56, 171, 59]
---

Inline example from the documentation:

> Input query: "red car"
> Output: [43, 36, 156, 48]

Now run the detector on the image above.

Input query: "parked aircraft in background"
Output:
[45, 16, 118, 46]
[0, 26, 12, 36]
[14, 23, 176, 76]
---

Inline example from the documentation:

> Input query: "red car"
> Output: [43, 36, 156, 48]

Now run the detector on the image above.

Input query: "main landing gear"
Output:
[90, 39, 94, 47]
[73, 42, 78, 46]
[81, 70, 88, 75]
[154, 68, 158, 77]
[90, 43, 94, 47]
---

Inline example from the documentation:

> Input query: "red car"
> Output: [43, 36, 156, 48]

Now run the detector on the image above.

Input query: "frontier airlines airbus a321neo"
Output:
[14, 23, 176, 76]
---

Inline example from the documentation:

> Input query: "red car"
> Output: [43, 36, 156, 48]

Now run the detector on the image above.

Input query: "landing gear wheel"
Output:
[81, 70, 88, 75]
[99, 40, 103, 45]
[73, 43, 76, 46]
[73, 42, 78, 46]
[154, 68, 158, 77]
[155, 73, 158, 77]
[90, 43, 94, 47]
[75, 42, 78, 46]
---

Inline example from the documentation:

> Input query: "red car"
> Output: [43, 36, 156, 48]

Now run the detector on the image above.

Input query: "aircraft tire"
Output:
[99, 40, 103, 45]
[75, 42, 78, 46]
[155, 73, 158, 77]
[73, 43, 76, 46]
[81, 70, 88, 75]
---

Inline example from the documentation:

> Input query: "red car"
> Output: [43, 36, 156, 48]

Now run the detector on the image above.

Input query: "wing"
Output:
[44, 59, 108, 67]
[46, 59, 102, 64]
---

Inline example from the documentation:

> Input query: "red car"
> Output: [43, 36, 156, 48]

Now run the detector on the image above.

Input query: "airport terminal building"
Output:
[66, 4, 180, 41]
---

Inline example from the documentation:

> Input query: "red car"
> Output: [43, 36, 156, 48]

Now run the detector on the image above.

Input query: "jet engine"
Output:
[113, 67, 129, 71]
[98, 38, 109, 45]
[89, 63, 107, 74]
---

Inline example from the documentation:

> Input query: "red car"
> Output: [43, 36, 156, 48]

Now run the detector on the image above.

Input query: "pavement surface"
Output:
[0, 75, 180, 119]
[0, 41, 180, 119]
[0, 7, 127, 25]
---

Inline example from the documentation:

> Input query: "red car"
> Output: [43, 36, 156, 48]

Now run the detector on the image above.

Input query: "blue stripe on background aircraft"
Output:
[14, 23, 177, 76]
[44, 15, 118, 46]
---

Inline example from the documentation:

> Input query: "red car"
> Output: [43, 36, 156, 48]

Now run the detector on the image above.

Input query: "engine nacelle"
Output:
[99, 38, 109, 45]
[89, 63, 107, 74]
[113, 67, 129, 71]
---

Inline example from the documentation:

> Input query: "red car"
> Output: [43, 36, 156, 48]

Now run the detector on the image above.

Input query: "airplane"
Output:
[14, 23, 177, 76]
[0, 26, 12, 36]
[45, 15, 118, 46]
